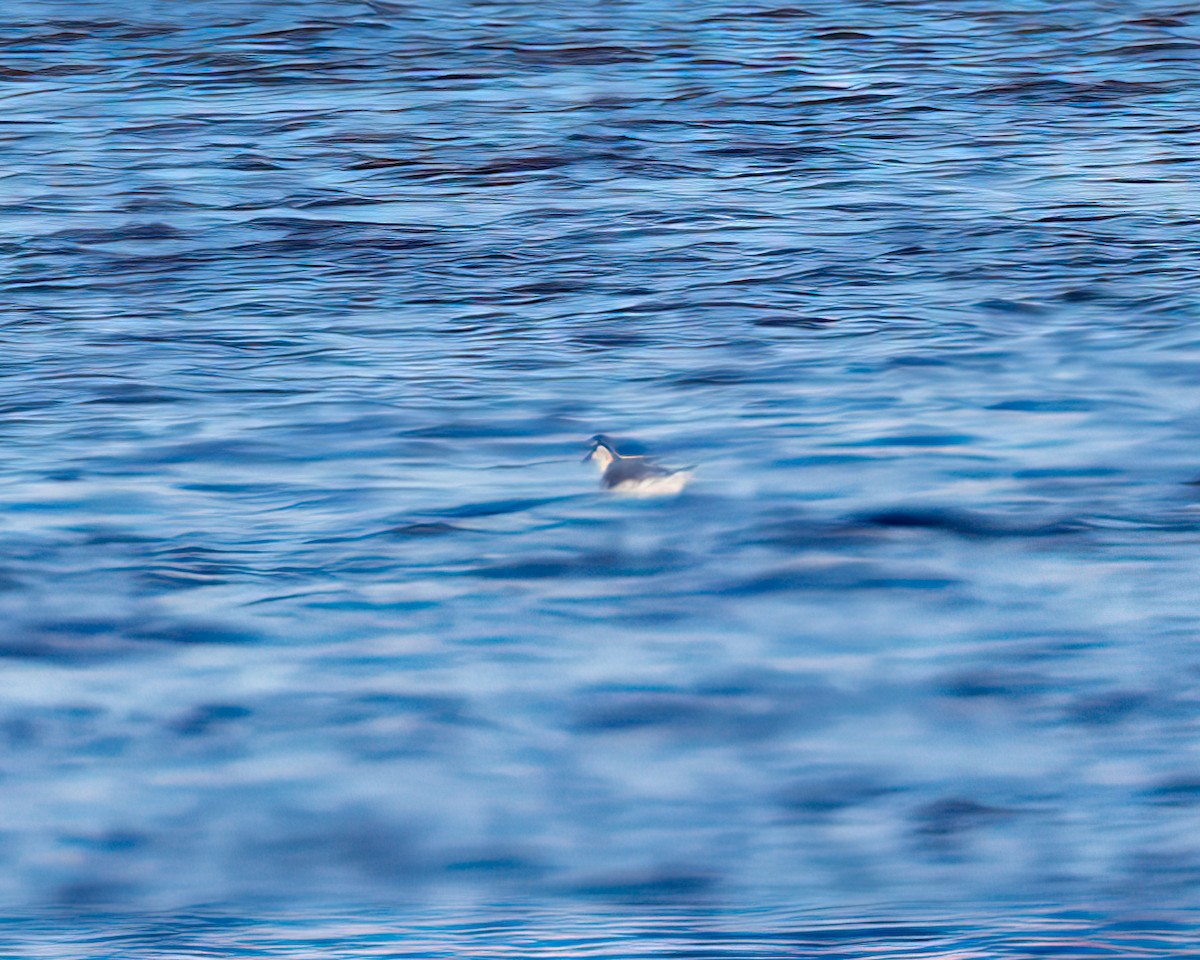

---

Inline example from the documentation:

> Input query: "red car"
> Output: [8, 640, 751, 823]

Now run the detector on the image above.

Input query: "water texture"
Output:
[10, 907, 1200, 959]
[3, 0, 1200, 950]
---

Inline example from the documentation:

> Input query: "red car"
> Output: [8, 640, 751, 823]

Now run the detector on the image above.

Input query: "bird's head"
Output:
[583, 435, 619, 469]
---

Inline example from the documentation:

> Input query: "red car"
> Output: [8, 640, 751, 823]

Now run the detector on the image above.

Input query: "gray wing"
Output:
[602, 457, 672, 488]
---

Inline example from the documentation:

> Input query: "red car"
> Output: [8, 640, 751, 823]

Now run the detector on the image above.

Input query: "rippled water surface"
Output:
[4, 0, 1200, 952]
[12, 907, 1200, 959]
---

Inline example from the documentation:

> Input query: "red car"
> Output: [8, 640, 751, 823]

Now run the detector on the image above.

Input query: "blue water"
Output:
[5, 0, 1200, 953]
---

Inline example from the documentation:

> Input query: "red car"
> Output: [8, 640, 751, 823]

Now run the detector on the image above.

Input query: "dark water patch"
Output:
[570, 328, 654, 348]
[0, 569, 27, 592]
[61, 830, 148, 853]
[49, 223, 184, 245]
[976, 78, 1177, 103]
[751, 315, 840, 328]
[509, 45, 655, 66]
[1145, 777, 1200, 806]
[510, 280, 592, 296]
[1128, 16, 1189, 28]
[472, 550, 690, 581]
[1065, 690, 1152, 726]
[976, 298, 1045, 314]
[569, 868, 716, 902]
[1014, 466, 1119, 479]
[729, 561, 959, 594]
[777, 773, 896, 816]
[0, 622, 143, 664]
[53, 880, 145, 910]
[935, 668, 1053, 699]
[1104, 40, 1200, 59]
[849, 433, 977, 448]
[701, 7, 815, 22]
[571, 673, 843, 741]
[127, 620, 262, 647]
[142, 438, 285, 466]
[236, 227, 444, 256]
[443, 497, 570, 519]
[989, 398, 1095, 413]
[225, 153, 284, 170]
[85, 386, 184, 405]
[238, 807, 431, 891]
[337, 692, 473, 725]
[444, 849, 547, 880]
[386, 522, 465, 538]
[857, 507, 1080, 539]
[670, 368, 754, 387]
[772, 453, 878, 468]
[703, 143, 839, 162]
[472, 154, 579, 176]
[912, 798, 1020, 843]
[745, 516, 897, 551]
[171, 704, 252, 737]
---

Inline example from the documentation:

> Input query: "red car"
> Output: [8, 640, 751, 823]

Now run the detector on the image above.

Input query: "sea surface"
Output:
[4, 0, 1200, 955]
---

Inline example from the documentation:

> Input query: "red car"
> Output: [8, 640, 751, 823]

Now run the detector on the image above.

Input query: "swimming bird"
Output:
[583, 435, 691, 496]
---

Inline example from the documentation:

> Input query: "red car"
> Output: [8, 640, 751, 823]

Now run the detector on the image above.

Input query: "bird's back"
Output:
[602, 456, 673, 488]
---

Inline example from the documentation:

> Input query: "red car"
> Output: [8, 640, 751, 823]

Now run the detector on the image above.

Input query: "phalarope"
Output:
[583, 435, 691, 496]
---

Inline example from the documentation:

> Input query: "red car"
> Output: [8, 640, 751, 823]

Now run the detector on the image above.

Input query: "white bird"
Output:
[583, 435, 691, 496]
